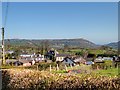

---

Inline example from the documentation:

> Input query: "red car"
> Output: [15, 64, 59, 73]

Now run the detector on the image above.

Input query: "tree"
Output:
[14, 49, 21, 59]
[64, 44, 69, 52]
[100, 45, 110, 50]
[5, 53, 11, 59]
[44, 40, 50, 54]
[40, 44, 44, 55]
[75, 52, 83, 56]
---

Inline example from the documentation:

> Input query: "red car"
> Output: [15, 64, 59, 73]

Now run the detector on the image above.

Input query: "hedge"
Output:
[2, 69, 120, 90]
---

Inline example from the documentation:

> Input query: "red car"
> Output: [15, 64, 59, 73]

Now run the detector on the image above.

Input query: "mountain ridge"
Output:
[3, 38, 118, 49]
[4, 38, 98, 48]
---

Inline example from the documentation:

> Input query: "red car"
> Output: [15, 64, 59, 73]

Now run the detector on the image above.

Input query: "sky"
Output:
[1, 2, 118, 45]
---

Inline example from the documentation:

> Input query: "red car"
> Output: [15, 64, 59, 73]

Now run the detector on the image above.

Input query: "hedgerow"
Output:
[2, 69, 120, 90]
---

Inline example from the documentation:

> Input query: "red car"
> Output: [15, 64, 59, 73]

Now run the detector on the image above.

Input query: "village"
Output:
[1, 47, 119, 70]
[1, 1, 120, 90]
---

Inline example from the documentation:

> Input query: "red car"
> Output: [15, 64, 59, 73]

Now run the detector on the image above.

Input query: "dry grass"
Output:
[2, 68, 120, 90]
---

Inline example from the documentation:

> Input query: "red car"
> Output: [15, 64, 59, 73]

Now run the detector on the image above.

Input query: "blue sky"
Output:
[2, 2, 118, 44]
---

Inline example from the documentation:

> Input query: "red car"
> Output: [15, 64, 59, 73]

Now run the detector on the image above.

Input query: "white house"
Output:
[95, 57, 113, 61]
[56, 56, 65, 61]
[20, 54, 33, 58]
[35, 54, 45, 61]
[56, 54, 69, 61]
[102, 57, 113, 61]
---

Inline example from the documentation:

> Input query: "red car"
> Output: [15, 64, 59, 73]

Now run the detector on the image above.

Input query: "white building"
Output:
[56, 54, 69, 61]
[20, 54, 33, 58]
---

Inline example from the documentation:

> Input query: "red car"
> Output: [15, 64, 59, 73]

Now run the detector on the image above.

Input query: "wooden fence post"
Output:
[65, 65, 68, 71]
[97, 66, 99, 70]
[50, 65, 52, 72]
[56, 64, 59, 71]
[70, 64, 73, 69]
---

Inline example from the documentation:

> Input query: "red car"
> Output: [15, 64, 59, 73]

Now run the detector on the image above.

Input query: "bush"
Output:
[24, 62, 57, 71]
[92, 60, 112, 69]
[2, 69, 120, 90]
[38, 62, 57, 71]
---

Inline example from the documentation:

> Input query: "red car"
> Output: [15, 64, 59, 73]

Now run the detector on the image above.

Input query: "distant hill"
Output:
[4, 38, 98, 49]
[105, 41, 119, 49]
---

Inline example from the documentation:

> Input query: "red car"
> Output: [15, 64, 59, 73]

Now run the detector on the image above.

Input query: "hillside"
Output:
[4, 38, 98, 49]
[106, 41, 119, 49]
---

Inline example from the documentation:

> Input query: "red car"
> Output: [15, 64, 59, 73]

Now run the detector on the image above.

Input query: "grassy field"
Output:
[50, 64, 119, 77]
[1, 62, 119, 77]
[60, 49, 107, 55]
[95, 68, 119, 76]
[88, 49, 106, 54]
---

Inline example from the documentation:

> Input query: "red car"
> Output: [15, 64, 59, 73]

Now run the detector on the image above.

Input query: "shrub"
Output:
[24, 62, 57, 71]
[2, 69, 120, 90]
[38, 62, 57, 71]
[92, 60, 112, 69]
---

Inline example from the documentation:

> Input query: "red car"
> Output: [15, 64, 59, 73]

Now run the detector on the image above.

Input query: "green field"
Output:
[95, 68, 119, 76]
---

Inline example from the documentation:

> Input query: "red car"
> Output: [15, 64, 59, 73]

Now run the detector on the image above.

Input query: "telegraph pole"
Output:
[2, 27, 6, 65]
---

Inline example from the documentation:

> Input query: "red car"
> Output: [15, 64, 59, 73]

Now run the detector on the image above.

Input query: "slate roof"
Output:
[56, 54, 70, 57]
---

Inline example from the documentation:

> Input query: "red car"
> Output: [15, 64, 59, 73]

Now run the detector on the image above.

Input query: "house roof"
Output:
[73, 57, 86, 63]
[19, 60, 32, 63]
[56, 54, 70, 57]
[94, 60, 104, 63]
[13, 61, 23, 65]
[62, 58, 75, 63]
